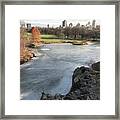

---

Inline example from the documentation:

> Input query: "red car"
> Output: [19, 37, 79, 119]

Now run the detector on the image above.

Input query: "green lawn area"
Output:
[25, 33, 98, 45]
[41, 34, 58, 39]
[41, 39, 69, 44]
[41, 38, 88, 45]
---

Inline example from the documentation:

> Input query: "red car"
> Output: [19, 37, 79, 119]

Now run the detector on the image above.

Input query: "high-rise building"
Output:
[47, 24, 49, 28]
[62, 20, 67, 27]
[92, 20, 96, 28]
[27, 23, 31, 31]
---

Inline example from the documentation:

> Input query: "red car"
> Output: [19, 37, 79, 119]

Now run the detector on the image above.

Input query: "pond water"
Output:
[20, 43, 100, 100]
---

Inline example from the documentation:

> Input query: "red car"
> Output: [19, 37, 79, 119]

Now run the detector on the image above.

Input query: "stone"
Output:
[40, 62, 100, 100]
[91, 61, 100, 71]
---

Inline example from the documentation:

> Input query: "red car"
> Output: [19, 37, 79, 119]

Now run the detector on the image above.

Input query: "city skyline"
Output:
[20, 19, 100, 28]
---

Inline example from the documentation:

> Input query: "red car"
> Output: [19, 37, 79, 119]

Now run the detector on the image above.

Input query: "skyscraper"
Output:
[27, 23, 31, 31]
[92, 20, 96, 28]
[62, 20, 67, 28]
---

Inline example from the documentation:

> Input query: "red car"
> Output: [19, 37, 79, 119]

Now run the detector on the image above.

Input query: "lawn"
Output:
[41, 34, 58, 39]
[41, 38, 89, 45]
[25, 33, 97, 45]
[41, 39, 71, 44]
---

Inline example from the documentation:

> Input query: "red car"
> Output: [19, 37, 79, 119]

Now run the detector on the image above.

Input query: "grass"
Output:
[25, 33, 99, 45]
[41, 39, 69, 44]
[41, 34, 58, 39]
[41, 38, 88, 45]
[40, 34, 89, 45]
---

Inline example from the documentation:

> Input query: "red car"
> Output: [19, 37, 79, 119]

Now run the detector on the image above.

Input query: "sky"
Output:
[20, 19, 100, 28]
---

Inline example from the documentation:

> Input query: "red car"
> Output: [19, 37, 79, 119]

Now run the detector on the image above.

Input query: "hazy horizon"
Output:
[20, 19, 100, 28]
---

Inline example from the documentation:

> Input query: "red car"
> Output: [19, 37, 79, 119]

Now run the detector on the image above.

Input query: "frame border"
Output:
[0, 0, 119, 119]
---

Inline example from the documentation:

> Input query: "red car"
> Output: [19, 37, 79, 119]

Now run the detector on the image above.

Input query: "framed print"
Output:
[0, 0, 120, 119]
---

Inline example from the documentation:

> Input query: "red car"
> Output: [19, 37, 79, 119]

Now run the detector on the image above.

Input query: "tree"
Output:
[31, 27, 41, 46]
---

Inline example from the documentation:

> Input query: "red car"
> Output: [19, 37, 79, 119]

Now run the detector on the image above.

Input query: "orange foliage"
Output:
[20, 27, 41, 64]
[31, 27, 41, 46]
[20, 28, 26, 60]
[20, 28, 32, 64]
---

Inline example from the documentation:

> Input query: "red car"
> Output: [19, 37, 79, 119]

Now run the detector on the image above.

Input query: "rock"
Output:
[54, 94, 64, 100]
[20, 59, 25, 65]
[69, 62, 100, 100]
[27, 43, 36, 48]
[40, 62, 100, 100]
[40, 92, 64, 100]
[32, 52, 36, 57]
[91, 61, 100, 71]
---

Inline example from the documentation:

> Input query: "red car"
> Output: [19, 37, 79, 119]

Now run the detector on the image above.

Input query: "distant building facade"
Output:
[92, 20, 96, 28]
[62, 20, 67, 28]
[27, 23, 32, 32]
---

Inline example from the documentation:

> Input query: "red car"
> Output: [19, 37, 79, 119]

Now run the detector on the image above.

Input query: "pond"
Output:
[20, 43, 100, 100]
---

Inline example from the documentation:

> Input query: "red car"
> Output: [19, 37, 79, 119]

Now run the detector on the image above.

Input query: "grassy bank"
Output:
[41, 34, 99, 45]
[41, 38, 100, 45]
[25, 33, 99, 45]
[41, 39, 72, 44]
[41, 34, 58, 39]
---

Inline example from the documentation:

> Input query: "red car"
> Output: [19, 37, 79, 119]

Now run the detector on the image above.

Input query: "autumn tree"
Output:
[31, 27, 41, 47]
[20, 27, 34, 64]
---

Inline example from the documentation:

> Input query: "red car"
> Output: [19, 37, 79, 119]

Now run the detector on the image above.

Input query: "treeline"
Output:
[37, 26, 100, 40]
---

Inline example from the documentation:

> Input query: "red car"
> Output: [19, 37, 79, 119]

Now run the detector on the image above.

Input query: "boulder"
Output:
[69, 62, 100, 100]
[91, 61, 100, 71]
[40, 62, 100, 100]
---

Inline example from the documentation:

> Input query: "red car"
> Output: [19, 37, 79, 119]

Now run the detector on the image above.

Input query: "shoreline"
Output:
[20, 41, 99, 65]
[20, 45, 41, 65]
[40, 61, 100, 100]
[41, 39, 100, 45]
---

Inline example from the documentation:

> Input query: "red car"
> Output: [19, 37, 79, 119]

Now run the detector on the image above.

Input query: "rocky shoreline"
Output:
[20, 47, 41, 65]
[40, 62, 100, 100]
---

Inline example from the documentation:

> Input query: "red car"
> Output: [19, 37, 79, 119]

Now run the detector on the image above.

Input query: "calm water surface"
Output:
[20, 43, 100, 100]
